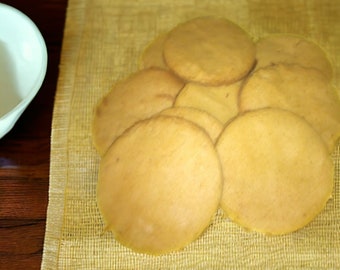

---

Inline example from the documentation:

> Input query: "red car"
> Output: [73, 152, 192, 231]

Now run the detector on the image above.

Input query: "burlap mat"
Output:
[41, 0, 340, 269]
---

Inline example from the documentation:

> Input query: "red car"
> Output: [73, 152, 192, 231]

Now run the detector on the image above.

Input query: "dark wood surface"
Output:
[0, 0, 68, 269]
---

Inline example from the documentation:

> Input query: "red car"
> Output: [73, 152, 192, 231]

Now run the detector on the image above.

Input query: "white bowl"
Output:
[0, 3, 47, 139]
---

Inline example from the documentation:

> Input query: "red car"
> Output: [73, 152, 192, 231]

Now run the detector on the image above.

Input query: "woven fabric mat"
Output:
[41, 0, 340, 269]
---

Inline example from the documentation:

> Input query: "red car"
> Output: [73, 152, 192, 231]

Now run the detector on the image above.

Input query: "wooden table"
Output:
[0, 0, 68, 269]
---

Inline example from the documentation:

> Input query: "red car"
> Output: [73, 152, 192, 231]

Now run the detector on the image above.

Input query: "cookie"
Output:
[97, 116, 222, 254]
[239, 63, 340, 152]
[216, 108, 334, 235]
[163, 16, 256, 85]
[92, 68, 184, 155]
[159, 107, 223, 142]
[140, 32, 168, 70]
[175, 80, 241, 124]
[255, 34, 333, 80]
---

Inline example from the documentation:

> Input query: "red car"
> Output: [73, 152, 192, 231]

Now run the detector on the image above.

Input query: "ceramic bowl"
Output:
[0, 3, 47, 139]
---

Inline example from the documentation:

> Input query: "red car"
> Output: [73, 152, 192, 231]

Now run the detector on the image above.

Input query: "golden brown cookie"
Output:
[163, 16, 256, 85]
[92, 68, 184, 155]
[239, 63, 340, 152]
[216, 108, 334, 235]
[174, 80, 241, 124]
[140, 32, 168, 70]
[97, 115, 222, 254]
[159, 107, 223, 142]
[255, 34, 333, 80]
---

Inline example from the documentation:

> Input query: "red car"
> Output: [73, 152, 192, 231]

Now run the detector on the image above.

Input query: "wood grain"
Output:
[0, 0, 67, 269]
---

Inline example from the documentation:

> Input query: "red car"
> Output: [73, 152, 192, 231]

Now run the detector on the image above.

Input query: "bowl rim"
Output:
[0, 3, 48, 122]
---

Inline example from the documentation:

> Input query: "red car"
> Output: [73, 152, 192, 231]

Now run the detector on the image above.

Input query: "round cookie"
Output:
[140, 32, 168, 70]
[97, 115, 222, 254]
[216, 108, 334, 235]
[92, 68, 184, 155]
[174, 80, 241, 124]
[163, 16, 256, 86]
[239, 63, 340, 152]
[255, 34, 333, 80]
[159, 107, 223, 142]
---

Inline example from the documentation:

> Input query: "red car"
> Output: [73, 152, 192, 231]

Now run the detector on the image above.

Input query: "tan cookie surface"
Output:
[140, 32, 168, 70]
[97, 116, 222, 254]
[163, 16, 255, 85]
[255, 34, 333, 80]
[159, 107, 223, 142]
[175, 81, 241, 124]
[92, 68, 184, 155]
[239, 64, 340, 152]
[216, 108, 334, 235]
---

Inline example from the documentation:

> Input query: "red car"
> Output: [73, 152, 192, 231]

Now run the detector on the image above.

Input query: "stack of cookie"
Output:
[92, 16, 339, 254]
